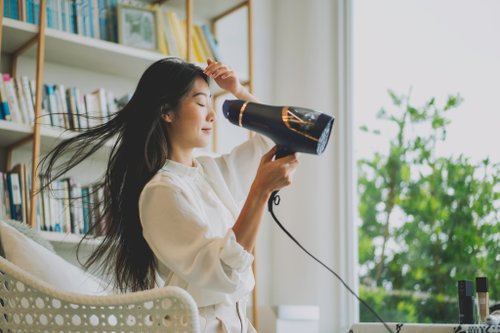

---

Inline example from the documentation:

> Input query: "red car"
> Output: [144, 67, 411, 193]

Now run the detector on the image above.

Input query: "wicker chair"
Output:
[0, 255, 200, 333]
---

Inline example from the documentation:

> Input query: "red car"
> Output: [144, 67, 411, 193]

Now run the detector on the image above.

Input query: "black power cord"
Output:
[268, 193, 394, 333]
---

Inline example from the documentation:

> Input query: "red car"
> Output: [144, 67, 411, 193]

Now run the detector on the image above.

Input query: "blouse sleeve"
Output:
[139, 181, 254, 294]
[207, 134, 274, 205]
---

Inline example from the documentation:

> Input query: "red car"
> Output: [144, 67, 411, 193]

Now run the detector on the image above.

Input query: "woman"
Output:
[40, 57, 299, 332]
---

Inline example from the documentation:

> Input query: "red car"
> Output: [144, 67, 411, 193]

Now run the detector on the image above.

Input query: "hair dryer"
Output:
[222, 100, 335, 159]
[223, 99, 335, 208]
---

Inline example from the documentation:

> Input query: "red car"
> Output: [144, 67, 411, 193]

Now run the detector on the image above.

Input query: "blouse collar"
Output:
[161, 158, 203, 177]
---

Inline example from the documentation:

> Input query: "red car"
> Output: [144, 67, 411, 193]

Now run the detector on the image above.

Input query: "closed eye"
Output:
[197, 103, 206, 107]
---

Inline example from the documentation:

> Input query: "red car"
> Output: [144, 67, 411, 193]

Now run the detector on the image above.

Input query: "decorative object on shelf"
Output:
[117, 4, 160, 51]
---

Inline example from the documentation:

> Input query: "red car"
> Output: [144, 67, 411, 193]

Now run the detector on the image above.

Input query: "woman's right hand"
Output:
[251, 146, 300, 198]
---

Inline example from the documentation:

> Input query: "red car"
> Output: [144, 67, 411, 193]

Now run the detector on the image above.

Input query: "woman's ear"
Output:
[161, 112, 175, 123]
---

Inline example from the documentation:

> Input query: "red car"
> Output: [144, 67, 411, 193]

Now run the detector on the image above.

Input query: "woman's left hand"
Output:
[204, 58, 243, 96]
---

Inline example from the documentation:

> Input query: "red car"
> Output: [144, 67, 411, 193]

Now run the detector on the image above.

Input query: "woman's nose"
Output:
[208, 106, 216, 122]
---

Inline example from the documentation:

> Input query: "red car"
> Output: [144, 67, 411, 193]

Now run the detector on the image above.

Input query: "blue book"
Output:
[6, 0, 19, 19]
[0, 101, 10, 120]
[26, 0, 34, 23]
[61, 0, 67, 32]
[202, 24, 222, 61]
[81, 187, 90, 234]
[69, 1, 76, 33]
[106, 0, 118, 42]
[52, 0, 59, 30]
[88, 0, 95, 38]
[7, 173, 22, 222]
[46, 0, 52, 28]
[33, 0, 40, 24]
[80, 1, 89, 37]
[97, 0, 107, 41]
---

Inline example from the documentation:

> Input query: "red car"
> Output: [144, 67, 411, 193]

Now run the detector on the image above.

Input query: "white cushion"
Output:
[0, 221, 108, 295]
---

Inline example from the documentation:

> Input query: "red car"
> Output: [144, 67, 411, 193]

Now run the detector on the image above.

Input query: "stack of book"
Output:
[0, 164, 107, 236]
[0, 73, 119, 131]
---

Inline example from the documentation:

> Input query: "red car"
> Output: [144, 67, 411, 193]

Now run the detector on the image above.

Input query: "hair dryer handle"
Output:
[275, 146, 294, 159]
[268, 146, 294, 211]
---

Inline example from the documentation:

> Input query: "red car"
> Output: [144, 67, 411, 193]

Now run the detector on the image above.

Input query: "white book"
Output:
[15, 77, 30, 124]
[54, 84, 69, 129]
[85, 92, 101, 128]
[3, 74, 22, 124]
[70, 182, 85, 234]
[21, 76, 35, 124]
[93, 88, 109, 122]
[106, 90, 117, 118]
[39, 176, 51, 231]
[75, 88, 89, 129]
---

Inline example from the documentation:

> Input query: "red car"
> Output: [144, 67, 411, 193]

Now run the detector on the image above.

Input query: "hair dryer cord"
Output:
[268, 192, 394, 333]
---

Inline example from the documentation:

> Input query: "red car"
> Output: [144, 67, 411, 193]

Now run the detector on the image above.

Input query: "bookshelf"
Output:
[2, 17, 164, 80]
[1, 0, 257, 326]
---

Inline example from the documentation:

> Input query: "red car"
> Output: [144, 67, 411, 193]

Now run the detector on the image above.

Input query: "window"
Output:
[353, 0, 500, 323]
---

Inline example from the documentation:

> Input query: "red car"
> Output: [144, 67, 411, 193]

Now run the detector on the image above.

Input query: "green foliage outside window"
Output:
[357, 91, 500, 323]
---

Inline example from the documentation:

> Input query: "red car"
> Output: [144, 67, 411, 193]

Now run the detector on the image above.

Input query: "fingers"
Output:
[281, 153, 299, 164]
[261, 146, 278, 162]
[204, 60, 234, 80]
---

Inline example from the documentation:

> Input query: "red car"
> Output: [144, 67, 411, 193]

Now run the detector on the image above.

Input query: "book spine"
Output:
[81, 187, 90, 234]
[7, 173, 22, 222]
[14, 77, 30, 124]
[26, 0, 34, 23]
[33, 0, 40, 25]
[21, 76, 35, 124]
[0, 78, 12, 121]
[97, 0, 107, 40]
[3, 74, 22, 123]
[0, 172, 6, 218]
[202, 24, 221, 61]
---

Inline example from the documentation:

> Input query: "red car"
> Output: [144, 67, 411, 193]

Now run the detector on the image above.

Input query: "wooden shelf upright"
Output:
[0, 0, 47, 229]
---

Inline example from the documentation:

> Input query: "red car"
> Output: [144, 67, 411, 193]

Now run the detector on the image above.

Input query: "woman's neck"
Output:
[168, 149, 194, 167]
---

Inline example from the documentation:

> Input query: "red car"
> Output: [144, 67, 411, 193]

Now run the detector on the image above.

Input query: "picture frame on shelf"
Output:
[117, 5, 160, 52]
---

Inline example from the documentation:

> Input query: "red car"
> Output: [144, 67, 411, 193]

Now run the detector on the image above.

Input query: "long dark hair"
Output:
[39, 58, 209, 292]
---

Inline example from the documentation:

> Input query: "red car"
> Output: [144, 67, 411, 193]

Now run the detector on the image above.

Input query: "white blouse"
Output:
[138, 135, 273, 307]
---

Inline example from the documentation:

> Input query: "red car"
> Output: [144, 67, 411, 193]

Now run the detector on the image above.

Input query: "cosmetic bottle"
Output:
[458, 280, 475, 324]
[476, 277, 489, 323]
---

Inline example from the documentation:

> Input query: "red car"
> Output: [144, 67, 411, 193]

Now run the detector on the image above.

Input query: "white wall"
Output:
[252, 0, 358, 332]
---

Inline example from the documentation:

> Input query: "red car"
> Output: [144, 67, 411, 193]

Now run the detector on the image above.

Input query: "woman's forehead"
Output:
[189, 78, 211, 98]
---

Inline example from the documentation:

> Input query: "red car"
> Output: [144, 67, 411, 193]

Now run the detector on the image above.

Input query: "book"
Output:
[21, 76, 35, 124]
[195, 25, 214, 60]
[11, 164, 29, 225]
[0, 172, 7, 218]
[6, 172, 22, 222]
[14, 77, 30, 124]
[0, 77, 12, 120]
[2, 74, 22, 124]
[202, 24, 222, 61]
[166, 11, 186, 59]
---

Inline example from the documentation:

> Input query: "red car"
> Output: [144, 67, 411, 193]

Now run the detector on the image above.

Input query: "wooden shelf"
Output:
[164, 0, 247, 21]
[0, 120, 113, 159]
[2, 18, 164, 80]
